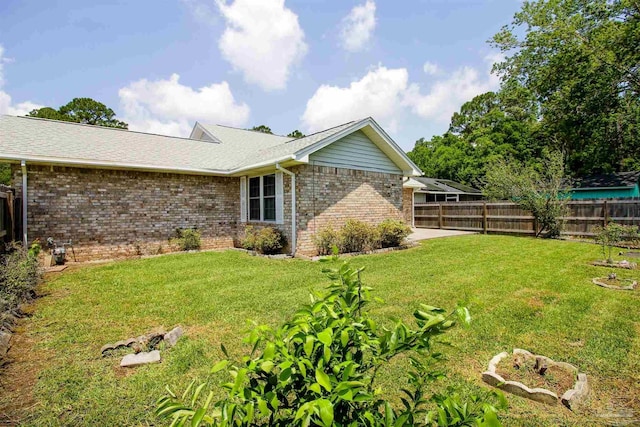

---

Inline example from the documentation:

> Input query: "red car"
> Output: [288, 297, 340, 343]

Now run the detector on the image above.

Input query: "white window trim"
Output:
[245, 172, 283, 224]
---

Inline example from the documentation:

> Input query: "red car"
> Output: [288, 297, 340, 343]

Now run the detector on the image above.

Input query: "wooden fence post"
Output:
[438, 204, 443, 229]
[603, 200, 609, 226]
[483, 202, 488, 234]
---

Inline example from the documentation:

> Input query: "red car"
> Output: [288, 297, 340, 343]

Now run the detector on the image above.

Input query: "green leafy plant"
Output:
[156, 262, 502, 426]
[377, 219, 412, 248]
[174, 228, 202, 251]
[0, 245, 42, 328]
[593, 223, 640, 263]
[313, 226, 340, 256]
[241, 226, 286, 255]
[28, 239, 42, 258]
[339, 219, 379, 253]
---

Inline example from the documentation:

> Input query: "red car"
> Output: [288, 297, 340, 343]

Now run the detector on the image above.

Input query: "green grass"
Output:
[3, 236, 640, 426]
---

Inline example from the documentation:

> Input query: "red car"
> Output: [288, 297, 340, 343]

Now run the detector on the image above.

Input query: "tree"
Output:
[28, 98, 128, 129]
[287, 129, 305, 138]
[482, 150, 569, 238]
[491, 0, 640, 175]
[0, 164, 10, 185]
[408, 90, 543, 186]
[250, 125, 273, 134]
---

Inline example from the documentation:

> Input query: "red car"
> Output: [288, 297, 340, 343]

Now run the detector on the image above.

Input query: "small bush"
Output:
[339, 219, 378, 253]
[174, 228, 202, 251]
[313, 225, 340, 255]
[593, 223, 640, 263]
[0, 245, 42, 327]
[377, 219, 411, 248]
[242, 226, 285, 255]
[156, 263, 503, 426]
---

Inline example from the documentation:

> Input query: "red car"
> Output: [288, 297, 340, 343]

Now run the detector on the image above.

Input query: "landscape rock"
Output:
[164, 326, 184, 347]
[0, 331, 11, 357]
[120, 350, 161, 367]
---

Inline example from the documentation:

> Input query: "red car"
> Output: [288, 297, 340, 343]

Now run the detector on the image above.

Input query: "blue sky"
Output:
[0, 0, 520, 151]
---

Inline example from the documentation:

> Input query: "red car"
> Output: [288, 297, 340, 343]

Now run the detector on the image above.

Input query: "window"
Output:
[248, 174, 277, 222]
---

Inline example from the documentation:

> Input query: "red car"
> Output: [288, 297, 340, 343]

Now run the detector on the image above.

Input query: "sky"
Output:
[0, 0, 521, 152]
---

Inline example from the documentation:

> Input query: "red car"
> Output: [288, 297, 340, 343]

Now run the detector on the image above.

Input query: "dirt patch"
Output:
[0, 288, 54, 425]
[496, 354, 577, 398]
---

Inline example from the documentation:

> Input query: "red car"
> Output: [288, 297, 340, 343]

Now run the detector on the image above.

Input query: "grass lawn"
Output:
[1, 235, 639, 426]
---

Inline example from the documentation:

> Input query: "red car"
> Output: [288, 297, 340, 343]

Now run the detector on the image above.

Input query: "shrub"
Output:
[593, 223, 640, 263]
[242, 226, 285, 255]
[313, 225, 340, 256]
[0, 245, 42, 328]
[377, 219, 411, 248]
[339, 219, 379, 253]
[175, 228, 202, 251]
[157, 262, 503, 426]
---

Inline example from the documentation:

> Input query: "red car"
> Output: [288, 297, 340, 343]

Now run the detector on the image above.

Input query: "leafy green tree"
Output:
[251, 125, 274, 134]
[482, 150, 569, 238]
[287, 129, 305, 138]
[28, 98, 128, 129]
[0, 163, 10, 185]
[491, 0, 640, 175]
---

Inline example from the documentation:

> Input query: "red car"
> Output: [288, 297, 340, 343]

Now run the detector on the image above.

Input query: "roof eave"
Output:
[0, 154, 229, 176]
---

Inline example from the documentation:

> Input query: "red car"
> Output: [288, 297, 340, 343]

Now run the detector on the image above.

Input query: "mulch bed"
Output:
[496, 354, 576, 398]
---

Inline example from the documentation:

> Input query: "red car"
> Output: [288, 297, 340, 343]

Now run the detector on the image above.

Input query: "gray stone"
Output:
[0, 331, 11, 357]
[120, 350, 161, 367]
[164, 326, 184, 347]
[482, 371, 505, 387]
[487, 352, 508, 372]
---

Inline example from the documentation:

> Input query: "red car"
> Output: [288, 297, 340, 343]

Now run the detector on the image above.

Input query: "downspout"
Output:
[21, 160, 27, 247]
[275, 163, 296, 256]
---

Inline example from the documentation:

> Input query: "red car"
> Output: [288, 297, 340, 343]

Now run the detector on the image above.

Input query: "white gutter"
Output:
[275, 163, 296, 256]
[21, 160, 27, 247]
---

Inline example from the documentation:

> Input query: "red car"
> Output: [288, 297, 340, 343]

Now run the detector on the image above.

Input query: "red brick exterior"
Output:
[14, 163, 407, 260]
[13, 165, 239, 261]
[403, 188, 414, 225]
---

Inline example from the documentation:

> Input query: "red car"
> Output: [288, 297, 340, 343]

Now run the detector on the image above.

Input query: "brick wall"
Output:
[13, 165, 240, 261]
[294, 165, 404, 256]
[403, 188, 414, 225]
[12, 163, 407, 260]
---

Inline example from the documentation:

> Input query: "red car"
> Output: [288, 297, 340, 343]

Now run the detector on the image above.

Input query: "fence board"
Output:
[414, 200, 640, 237]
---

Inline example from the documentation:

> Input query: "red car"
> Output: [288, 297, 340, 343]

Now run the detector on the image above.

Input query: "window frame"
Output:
[248, 173, 277, 223]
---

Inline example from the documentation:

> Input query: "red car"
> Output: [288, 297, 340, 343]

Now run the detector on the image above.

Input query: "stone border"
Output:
[591, 260, 637, 269]
[592, 278, 637, 291]
[482, 348, 589, 409]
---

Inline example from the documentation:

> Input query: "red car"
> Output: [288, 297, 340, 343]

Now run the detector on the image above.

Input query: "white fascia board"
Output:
[228, 155, 298, 176]
[0, 153, 229, 176]
[293, 117, 422, 177]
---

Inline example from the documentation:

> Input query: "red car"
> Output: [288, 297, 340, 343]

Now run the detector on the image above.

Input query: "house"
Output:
[570, 171, 640, 200]
[404, 177, 483, 203]
[0, 115, 421, 260]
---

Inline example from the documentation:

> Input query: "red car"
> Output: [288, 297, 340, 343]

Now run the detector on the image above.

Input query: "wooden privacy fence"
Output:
[0, 186, 18, 244]
[414, 200, 640, 237]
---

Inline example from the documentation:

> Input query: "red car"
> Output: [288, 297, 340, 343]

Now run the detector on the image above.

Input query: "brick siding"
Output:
[403, 188, 414, 225]
[13, 165, 239, 261]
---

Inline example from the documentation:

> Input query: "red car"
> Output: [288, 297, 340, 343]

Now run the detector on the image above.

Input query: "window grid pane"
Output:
[263, 197, 276, 221]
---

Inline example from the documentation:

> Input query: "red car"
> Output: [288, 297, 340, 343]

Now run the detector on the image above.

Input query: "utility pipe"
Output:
[275, 163, 296, 256]
[21, 160, 27, 247]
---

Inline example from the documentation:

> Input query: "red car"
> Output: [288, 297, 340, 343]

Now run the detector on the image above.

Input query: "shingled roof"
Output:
[0, 115, 421, 176]
[572, 171, 640, 189]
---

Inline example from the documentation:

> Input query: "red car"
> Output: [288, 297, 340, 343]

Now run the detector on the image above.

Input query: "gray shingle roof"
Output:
[0, 115, 420, 176]
[413, 177, 481, 194]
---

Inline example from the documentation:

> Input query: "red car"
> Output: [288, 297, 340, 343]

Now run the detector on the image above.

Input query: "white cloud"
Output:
[0, 45, 43, 116]
[422, 61, 440, 75]
[340, 0, 376, 52]
[216, 0, 307, 91]
[118, 73, 250, 136]
[301, 65, 408, 133]
[404, 56, 500, 123]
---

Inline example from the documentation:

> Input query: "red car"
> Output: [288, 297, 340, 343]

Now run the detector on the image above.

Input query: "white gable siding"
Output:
[309, 130, 402, 174]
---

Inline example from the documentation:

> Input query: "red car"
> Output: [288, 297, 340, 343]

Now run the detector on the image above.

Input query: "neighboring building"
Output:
[0, 115, 421, 260]
[570, 171, 640, 200]
[404, 177, 483, 203]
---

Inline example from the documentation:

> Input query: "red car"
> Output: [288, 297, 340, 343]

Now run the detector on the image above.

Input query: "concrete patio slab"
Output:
[408, 228, 476, 242]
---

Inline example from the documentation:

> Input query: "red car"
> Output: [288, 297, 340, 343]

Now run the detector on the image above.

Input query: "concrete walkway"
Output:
[407, 228, 476, 242]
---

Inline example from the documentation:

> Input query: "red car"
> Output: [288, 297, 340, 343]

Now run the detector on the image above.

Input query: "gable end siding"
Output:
[309, 130, 402, 174]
